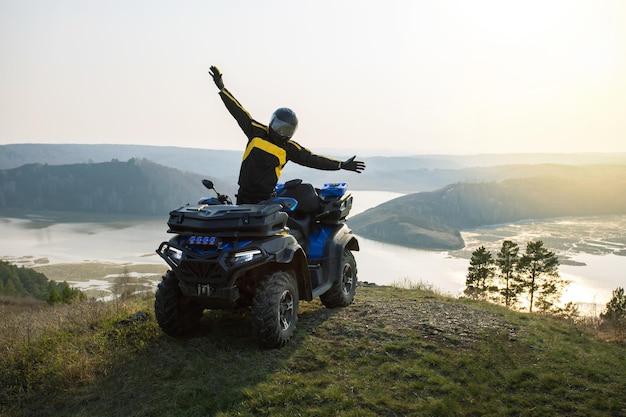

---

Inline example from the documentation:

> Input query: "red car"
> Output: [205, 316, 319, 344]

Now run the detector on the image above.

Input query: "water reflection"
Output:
[353, 237, 468, 296]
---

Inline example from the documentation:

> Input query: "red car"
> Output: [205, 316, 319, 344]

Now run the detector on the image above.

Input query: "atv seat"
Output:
[281, 180, 321, 214]
[279, 180, 322, 242]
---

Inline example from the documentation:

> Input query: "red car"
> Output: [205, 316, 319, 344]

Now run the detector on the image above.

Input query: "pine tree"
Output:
[517, 240, 563, 313]
[46, 286, 61, 305]
[60, 282, 74, 303]
[0, 261, 26, 296]
[464, 246, 496, 300]
[600, 287, 626, 338]
[59, 281, 84, 303]
[496, 240, 522, 307]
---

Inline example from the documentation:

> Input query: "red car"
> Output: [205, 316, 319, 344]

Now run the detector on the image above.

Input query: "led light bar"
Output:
[188, 236, 218, 246]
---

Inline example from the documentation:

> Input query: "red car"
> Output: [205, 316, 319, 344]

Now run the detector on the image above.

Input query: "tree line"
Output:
[464, 241, 626, 337]
[0, 261, 84, 305]
[464, 240, 567, 313]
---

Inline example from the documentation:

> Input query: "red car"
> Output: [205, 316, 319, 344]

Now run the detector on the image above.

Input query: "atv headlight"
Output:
[167, 247, 183, 264]
[230, 249, 262, 266]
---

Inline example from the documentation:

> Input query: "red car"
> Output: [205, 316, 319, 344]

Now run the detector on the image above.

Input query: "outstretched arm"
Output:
[340, 156, 366, 173]
[209, 65, 267, 141]
[288, 142, 365, 173]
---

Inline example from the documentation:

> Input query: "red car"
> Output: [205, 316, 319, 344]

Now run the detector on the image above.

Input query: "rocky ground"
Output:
[299, 284, 519, 349]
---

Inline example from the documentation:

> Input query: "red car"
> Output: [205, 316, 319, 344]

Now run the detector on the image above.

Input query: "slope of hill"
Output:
[0, 260, 51, 299]
[0, 159, 235, 217]
[0, 260, 84, 304]
[1, 286, 624, 416]
[348, 164, 626, 250]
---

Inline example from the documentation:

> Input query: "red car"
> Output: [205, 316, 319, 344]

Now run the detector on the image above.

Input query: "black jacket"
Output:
[219, 88, 341, 203]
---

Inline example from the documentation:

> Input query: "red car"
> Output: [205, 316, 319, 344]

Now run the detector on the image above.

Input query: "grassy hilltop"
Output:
[1, 285, 624, 417]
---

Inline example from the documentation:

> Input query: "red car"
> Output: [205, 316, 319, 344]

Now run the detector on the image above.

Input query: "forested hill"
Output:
[0, 159, 235, 217]
[0, 260, 82, 304]
[348, 164, 626, 250]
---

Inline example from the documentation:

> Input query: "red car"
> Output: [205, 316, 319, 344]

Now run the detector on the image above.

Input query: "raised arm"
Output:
[209, 65, 267, 141]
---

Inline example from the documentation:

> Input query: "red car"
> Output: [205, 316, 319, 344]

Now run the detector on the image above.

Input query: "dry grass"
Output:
[0, 298, 117, 357]
[1, 293, 158, 416]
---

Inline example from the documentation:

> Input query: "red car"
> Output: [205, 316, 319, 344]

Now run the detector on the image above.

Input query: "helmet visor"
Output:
[269, 115, 297, 140]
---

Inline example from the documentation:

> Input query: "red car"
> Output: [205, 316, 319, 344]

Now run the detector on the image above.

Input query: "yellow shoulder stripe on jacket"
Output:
[221, 89, 252, 118]
[252, 121, 268, 131]
[222, 89, 268, 132]
[287, 140, 302, 151]
[243, 137, 287, 179]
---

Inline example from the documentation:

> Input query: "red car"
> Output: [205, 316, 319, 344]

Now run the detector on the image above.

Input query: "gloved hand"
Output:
[340, 156, 365, 173]
[209, 65, 224, 90]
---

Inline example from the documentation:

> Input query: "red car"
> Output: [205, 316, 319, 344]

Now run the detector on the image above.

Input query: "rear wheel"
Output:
[251, 271, 299, 348]
[154, 271, 203, 336]
[320, 250, 357, 308]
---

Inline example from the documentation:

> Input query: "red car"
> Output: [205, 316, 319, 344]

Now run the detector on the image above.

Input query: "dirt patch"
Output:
[308, 287, 519, 347]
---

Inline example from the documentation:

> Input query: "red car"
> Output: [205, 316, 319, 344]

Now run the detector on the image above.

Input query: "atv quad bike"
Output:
[155, 179, 359, 348]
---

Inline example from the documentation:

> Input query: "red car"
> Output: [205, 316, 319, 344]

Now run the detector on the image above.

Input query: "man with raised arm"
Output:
[209, 65, 365, 204]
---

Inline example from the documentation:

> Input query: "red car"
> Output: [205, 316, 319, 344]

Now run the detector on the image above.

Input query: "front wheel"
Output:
[251, 271, 299, 348]
[154, 271, 203, 336]
[320, 249, 357, 308]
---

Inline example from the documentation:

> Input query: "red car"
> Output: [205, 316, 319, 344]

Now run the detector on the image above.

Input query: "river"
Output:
[1, 190, 624, 309]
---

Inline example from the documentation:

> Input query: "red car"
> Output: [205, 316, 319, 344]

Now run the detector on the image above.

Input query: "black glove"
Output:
[340, 156, 365, 173]
[209, 65, 224, 90]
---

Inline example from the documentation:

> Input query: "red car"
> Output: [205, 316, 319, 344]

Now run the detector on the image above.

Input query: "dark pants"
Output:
[236, 193, 267, 205]
[235, 189, 276, 204]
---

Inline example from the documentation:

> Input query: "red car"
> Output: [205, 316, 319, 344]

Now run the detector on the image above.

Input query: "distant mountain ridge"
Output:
[0, 143, 242, 181]
[3, 143, 626, 192]
[3, 143, 626, 170]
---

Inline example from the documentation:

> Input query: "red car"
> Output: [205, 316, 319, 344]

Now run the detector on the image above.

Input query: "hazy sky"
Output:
[1, 0, 625, 156]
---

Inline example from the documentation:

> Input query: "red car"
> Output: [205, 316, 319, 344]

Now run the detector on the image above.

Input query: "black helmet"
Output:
[269, 108, 298, 142]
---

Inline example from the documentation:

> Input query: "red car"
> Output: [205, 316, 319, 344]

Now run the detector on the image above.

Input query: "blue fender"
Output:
[271, 234, 313, 301]
[326, 224, 359, 283]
